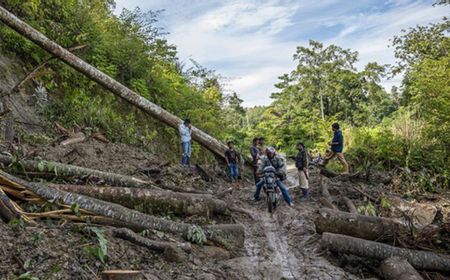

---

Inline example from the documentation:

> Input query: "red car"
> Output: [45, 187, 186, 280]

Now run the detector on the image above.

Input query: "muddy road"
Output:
[216, 164, 361, 280]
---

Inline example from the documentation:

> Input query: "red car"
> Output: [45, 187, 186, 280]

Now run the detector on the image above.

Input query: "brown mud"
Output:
[1, 140, 449, 279]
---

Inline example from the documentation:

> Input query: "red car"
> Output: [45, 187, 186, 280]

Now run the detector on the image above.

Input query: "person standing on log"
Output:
[295, 142, 309, 200]
[254, 147, 293, 207]
[322, 123, 349, 174]
[250, 137, 260, 184]
[225, 141, 240, 186]
[179, 119, 192, 167]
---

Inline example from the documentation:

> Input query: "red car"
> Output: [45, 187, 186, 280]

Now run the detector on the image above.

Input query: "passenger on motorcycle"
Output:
[254, 147, 294, 207]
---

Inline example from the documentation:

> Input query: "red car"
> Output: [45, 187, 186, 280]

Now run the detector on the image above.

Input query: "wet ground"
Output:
[221, 164, 361, 280]
[1, 140, 368, 279]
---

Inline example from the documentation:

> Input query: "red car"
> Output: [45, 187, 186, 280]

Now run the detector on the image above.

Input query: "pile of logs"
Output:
[0, 156, 245, 256]
[315, 172, 450, 278]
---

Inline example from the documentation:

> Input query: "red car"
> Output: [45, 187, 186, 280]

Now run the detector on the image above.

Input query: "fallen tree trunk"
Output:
[48, 184, 228, 217]
[342, 197, 357, 214]
[0, 188, 20, 222]
[315, 208, 413, 241]
[319, 176, 338, 210]
[319, 197, 338, 211]
[0, 6, 236, 163]
[0, 155, 154, 189]
[321, 232, 450, 271]
[380, 256, 424, 280]
[319, 168, 361, 181]
[0, 170, 244, 250]
[111, 227, 192, 253]
[60, 131, 86, 146]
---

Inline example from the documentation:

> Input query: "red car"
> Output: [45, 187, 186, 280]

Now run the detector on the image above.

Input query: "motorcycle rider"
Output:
[254, 146, 293, 207]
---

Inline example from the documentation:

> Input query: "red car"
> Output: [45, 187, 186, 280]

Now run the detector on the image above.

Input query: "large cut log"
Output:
[321, 232, 450, 271]
[315, 208, 413, 241]
[0, 170, 244, 250]
[0, 155, 154, 189]
[380, 256, 424, 280]
[48, 184, 228, 217]
[0, 6, 234, 163]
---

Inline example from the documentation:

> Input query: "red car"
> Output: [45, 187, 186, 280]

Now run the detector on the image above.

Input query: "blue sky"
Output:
[114, 0, 449, 107]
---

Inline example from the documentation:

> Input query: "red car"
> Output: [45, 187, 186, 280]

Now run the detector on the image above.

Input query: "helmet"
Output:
[266, 146, 276, 155]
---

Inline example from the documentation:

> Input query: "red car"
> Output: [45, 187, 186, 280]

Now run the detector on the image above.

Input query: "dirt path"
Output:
[220, 163, 361, 280]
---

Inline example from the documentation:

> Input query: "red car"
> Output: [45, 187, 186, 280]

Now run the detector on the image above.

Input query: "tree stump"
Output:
[101, 270, 142, 280]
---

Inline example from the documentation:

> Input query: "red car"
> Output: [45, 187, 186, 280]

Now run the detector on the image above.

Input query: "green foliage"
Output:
[357, 202, 377, 216]
[8, 217, 26, 230]
[15, 272, 39, 280]
[140, 229, 151, 237]
[1, 0, 447, 192]
[70, 203, 81, 217]
[1, 0, 232, 162]
[187, 225, 207, 245]
[32, 232, 44, 245]
[379, 196, 391, 209]
[84, 227, 108, 263]
[19, 132, 53, 145]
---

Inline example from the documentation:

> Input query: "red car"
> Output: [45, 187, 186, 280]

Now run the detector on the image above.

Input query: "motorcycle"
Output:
[262, 166, 281, 213]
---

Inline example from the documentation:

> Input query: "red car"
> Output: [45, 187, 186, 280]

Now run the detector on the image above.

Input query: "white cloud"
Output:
[114, 0, 449, 106]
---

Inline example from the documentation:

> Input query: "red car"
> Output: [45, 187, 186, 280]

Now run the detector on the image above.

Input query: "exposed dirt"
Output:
[2, 139, 450, 279]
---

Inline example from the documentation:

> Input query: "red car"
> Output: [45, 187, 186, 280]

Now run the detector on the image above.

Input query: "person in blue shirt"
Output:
[178, 119, 192, 166]
[322, 123, 349, 174]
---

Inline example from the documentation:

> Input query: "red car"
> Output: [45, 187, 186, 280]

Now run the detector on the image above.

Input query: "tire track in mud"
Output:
[236, 164, 360, 280]
[240, 164, 304, 279]
[243, 210, 299, 279]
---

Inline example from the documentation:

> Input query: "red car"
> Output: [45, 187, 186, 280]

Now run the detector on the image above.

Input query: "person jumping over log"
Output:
[295, 142, 309, 200]
[321, 123, 349, 174]
[225, 141, 240, 185]
[254, 147, 293, 207]
[179, 118, 192, 167]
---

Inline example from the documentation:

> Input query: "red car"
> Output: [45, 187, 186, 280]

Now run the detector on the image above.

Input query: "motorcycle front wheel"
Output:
[267, 192, 274, 213]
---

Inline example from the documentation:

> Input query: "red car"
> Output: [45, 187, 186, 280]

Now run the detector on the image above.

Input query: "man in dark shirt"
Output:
[322, 123, 349, 174]
[225, 141, 240, 184]
[250, 137, 260, 183]
[295, 142, 309, 200]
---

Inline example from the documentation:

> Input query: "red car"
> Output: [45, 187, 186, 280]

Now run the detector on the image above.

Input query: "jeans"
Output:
[254, 179, 292, 205]
[252, 165, 258, 183]
[181, 141, 191, 165]
[228, 163, 239, 180]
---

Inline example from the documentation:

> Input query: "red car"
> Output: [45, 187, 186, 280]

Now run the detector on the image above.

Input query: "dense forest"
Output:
[0, 0, 448, 189]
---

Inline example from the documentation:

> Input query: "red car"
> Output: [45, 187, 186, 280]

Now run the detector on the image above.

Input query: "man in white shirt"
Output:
[179, 118, 192, 166]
